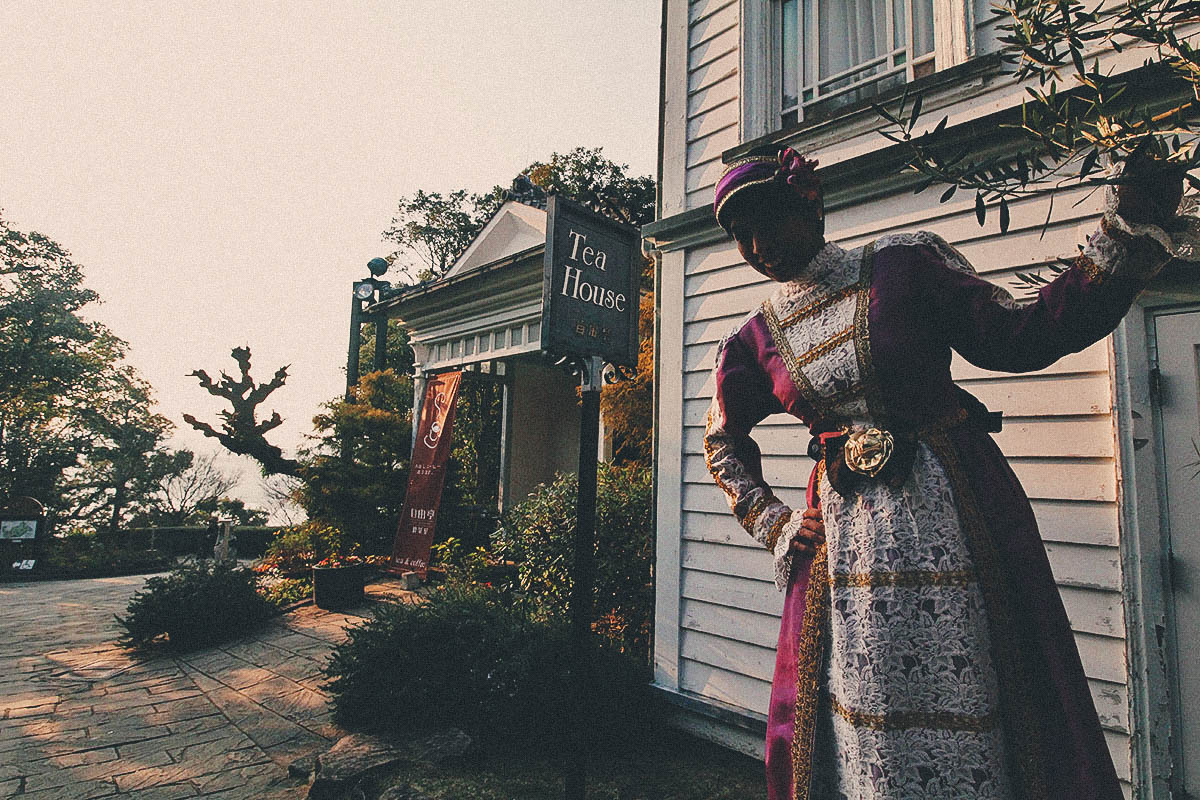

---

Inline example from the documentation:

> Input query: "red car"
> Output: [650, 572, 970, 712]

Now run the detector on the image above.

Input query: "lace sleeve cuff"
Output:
[770, 512, 806, 592]
[1075, 215, 1173, 286]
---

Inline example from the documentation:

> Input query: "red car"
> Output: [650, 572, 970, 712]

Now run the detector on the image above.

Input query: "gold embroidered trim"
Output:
[794, 326, 854, 368]
[703, 407, 738, 502]
[762, 299, 829, 418]
[715, 173, 778, 225]
[1074, 253, 1106, 284]
[924, 432, 1049, 800]
[791, 543, 829, 800]
[764, 510, 792, 551]
[779, 285, 856, 328]
[830, 569, 975, 588]
[741, 494, 773, 535]
[829, 695, 997, 732]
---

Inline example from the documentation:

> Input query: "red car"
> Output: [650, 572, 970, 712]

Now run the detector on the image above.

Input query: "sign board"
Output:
[0, 520, 37, 540]
[0, 497, 43, 541]
[541, 195, 640, 367]
[390, 371, 463, 577]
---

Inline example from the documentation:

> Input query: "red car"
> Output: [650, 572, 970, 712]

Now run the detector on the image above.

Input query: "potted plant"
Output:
[312, 553, 367, 610]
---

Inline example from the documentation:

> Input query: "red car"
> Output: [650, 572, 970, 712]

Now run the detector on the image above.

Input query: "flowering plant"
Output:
[313, 553, 390, 570]
[314, 553, 364, 569]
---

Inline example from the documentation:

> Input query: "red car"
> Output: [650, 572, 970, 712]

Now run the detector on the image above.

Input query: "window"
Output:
[741, 0, 971, 136]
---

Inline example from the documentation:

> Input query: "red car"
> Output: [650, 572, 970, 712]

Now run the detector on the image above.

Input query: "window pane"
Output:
[893, 0, 906, 54]
[528, 322, 540, 343]
[912, 0, 934, 56]
[479, 334, 489, 353]
[818, 0, 887, 82]
[781, 0, 799, 111]
[464, 338, 474, 356]
[511, 327, 523, 346]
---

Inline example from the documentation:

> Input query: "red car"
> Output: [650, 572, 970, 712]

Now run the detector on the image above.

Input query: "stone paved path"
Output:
[0, 574, 416, 799]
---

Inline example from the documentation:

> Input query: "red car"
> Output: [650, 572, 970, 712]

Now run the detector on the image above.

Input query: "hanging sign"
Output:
[390, 371, 463, 577]
[541, 195, 641, 367]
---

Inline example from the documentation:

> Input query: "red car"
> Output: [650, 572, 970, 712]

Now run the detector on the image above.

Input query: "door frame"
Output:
[1113, 278, 1200, 800]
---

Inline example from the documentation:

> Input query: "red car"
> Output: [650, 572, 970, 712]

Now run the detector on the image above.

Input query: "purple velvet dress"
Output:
[703, 226, 1164, 800]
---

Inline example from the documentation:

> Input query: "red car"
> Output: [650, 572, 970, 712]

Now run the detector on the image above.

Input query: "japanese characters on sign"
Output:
[390, 371, 463, 577]
[541, 195, 640, 367]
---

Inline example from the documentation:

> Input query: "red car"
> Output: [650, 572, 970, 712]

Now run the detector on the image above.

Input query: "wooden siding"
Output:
[683, 0, 739, 210]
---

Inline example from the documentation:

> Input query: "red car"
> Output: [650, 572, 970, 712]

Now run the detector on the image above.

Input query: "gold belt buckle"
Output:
[842, 427, 895, 477]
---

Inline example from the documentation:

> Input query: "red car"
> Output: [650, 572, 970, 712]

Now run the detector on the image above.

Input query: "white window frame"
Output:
[740, 0, 973, 141]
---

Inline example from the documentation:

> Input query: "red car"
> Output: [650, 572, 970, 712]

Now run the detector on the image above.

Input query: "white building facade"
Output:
[644, 3, 1199, 797]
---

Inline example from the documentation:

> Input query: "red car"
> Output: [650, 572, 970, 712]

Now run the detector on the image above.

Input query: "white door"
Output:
[1153, 307, 1200, 799]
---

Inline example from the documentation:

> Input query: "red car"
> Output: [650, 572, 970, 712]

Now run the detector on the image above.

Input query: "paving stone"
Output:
[120, 782, 199, 799]
[115, 746, 272, 792]
[309, 734, 404, 800]
[236, 675, 306, 704]
[15, 777, 118, 800]
[287, 753, 318, 780]
[1, 573, 357, 800]
[167, 732, 258, 765]
[190, 761, 284, 794]
[260, 730, 332, 768]
[21, 766, 123, 795]
[258, 687, 330, 722]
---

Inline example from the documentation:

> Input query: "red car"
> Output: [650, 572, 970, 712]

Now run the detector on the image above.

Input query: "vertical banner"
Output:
[390, 371, 462, 577]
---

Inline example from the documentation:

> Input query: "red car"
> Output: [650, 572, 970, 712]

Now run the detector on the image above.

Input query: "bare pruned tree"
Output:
[183, 346, 300, 477]
[153, 450, 239, 526]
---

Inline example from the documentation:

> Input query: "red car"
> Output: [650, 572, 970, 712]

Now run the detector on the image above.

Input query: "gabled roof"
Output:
[443, 200, 547, 279]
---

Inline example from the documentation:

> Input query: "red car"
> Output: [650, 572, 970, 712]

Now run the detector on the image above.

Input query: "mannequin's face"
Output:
[725, 192, 825, 282]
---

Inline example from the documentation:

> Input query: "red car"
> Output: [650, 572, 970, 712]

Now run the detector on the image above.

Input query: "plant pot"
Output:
[312, 564, 366, 610]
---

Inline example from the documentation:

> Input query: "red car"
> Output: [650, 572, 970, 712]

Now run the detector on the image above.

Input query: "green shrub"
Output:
[324, 582, 654, 745]
[256, 521, 351, 577]
[491, 462, 653, 657]
[39, 531, 174, 579]
[117, 561, 276, 651]
[259, 576, 312, 607]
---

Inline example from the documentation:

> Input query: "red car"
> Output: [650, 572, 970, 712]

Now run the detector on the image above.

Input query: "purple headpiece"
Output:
[713, 147, 821, 230]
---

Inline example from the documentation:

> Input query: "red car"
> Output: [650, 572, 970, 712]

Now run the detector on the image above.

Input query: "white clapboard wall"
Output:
[656, 0, 1132, 794]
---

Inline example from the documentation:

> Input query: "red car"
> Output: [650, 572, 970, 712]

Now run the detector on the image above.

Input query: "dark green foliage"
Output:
[324, 582, 655, 745]
[298, 370, 414, 553]
[1, 213, 180, 530]
[877, 0, 1198, 235]
[37, 531, 173, 579]
[116, 561, 275, 651]
[491, 463, 654, 658]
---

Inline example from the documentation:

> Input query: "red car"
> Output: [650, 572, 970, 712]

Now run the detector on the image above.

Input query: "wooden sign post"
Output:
[541, 196, 640, 800]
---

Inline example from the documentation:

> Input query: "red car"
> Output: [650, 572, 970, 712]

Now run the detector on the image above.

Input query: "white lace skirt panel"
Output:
[812, 442, 1015, 800]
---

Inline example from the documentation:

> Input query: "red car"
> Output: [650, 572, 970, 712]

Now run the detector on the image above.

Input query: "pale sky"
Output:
[1, 2, 661, 514]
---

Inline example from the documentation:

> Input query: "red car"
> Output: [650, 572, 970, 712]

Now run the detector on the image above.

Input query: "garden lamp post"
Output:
[345, 257, 392, 401]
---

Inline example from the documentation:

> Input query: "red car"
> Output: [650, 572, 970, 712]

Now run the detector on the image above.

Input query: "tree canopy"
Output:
[0, 212, 183, 529]
[879, 0, 1198, 233]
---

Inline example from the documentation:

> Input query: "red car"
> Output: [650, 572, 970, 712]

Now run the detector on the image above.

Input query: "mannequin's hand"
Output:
[790, 507, 825, 555]
[1115, 155, 1187, 229]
